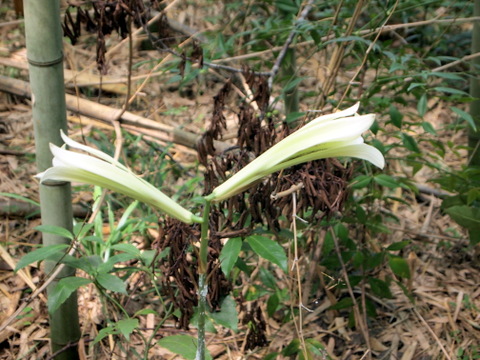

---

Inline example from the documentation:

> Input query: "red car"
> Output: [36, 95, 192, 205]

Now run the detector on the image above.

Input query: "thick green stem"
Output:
[195, 200, 211, 360]
[24, 0, 80, 358]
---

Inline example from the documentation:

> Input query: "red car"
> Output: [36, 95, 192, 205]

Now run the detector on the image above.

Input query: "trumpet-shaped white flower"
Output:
[206, 103, 385, 202]
[36, 131, 202, 224]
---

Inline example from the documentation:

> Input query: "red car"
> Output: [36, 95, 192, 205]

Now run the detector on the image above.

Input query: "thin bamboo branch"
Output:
[214, 17, 480, 64]
[267, 0, 315, 91]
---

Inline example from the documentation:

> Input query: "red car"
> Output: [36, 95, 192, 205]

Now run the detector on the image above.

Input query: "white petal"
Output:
[60, 130, 128, 171]
[40, 144, 201, 224]
[301, 103, 360, 131]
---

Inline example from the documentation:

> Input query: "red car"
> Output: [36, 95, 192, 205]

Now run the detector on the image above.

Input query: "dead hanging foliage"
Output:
[200, 73, 353, 237]
[62, 0, 155, 73]
[241, 301, 268, 350]
[153, 218, 231, 330]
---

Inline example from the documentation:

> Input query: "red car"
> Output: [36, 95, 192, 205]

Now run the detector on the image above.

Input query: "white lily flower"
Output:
[36, 131, 203, 224]
[206, 103, 384, 202]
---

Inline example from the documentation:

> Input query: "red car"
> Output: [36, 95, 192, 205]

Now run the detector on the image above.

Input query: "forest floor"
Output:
[1, 2, 480, 360]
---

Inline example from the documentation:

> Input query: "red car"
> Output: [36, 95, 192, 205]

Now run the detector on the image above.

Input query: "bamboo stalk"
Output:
[23, 0, 80, 358]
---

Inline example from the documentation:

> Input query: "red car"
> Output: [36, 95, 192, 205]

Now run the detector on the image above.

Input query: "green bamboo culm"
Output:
[469, 0, 480, 165]
[24, 0, 81, 359]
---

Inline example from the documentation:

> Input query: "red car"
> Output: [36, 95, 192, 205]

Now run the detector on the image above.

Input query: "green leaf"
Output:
[434, 87, 469, 96]
[444, 205, 480, 231]
[388, 255, 410, 278]
[0, 192, 40, 206]
[387, 240, 410, 251]
[210, 295, 238, 332]
[158, 335, 212, 360]
[451, 106, 476, 131]
[329, 297, 353, 310]
[15, 244, 70, 271]
[282, 339, 300, 356]
[219, 237, 242, 277]
[285, 111, 305, 124]
[96, 273, 127, 294]
[468, 229, 480, 245]
[422, 121, 437, 135]
[373, 174, 400, 189]
[350, 175, 372, 189]
[417, 94, 427, 117]
[389, 105, 403, 128]
[94, 324, 120, 345]
[35, 225, 74, 240]
[368, 278, 393, 299]
[48, 277, 92, 314]
[267, 293, 280, 317]
[401, 133, 420, 153]
[111, 243, 141, 257]
[117, 318, 139, 341]
[246, 235, 288, 273]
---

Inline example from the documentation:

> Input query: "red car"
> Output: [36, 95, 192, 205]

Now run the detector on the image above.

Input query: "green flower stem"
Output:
[196, 199, 211, 360]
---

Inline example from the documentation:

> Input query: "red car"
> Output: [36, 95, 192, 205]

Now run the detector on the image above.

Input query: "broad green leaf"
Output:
[374, 174, 400, 189]
[246, 235, 288, 273]
[417, 94, 427, 117]
[329, 297, 353, 310]
[444, 205, 480, 231]
[15, 244, 69, 271]
[96, 273, 127, 294]
[389, 104, 403, 128]
[350, 175, 372, 189]
[368, 278, 393, 299]
[387, 240, 410, 251]
[451, 106, 476, 131]
[259, 267, 278, 290]
[264, 353, 279, 360]
[35, 225, 74, 240]
[111, 243, 141, 257]
[94, 324, 119, 344]
[158, 335, 212, 360]
[282, 339, 300, 356]
[388, 255, 410, 278]
[468, 229, 480, 245]
[422, 121, 437, 135]
[117, 318, 139, 341]
[267, 293, 279, 317]
[210, 295, 238, 332]
[134, 309, 158, 317]
[285, 111, 305, 124]
[219, 237, 242, 277]
[48, 277, 92, 314]
[401, 133, 420, 153]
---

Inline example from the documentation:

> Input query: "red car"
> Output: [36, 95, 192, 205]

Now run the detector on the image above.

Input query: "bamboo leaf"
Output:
[210, 295, 238, 331]
[158, 335, 212, 360]
[48, 277, 92, 314]
[96, 273, 127, 294]
[219, 237, 242, 277]
[388, 255, 410, 278]
[15, 244, 69, 271]
[246, 235, 288, 273]
[35, 225, 74, 240]
[116, 318, 139, 341]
